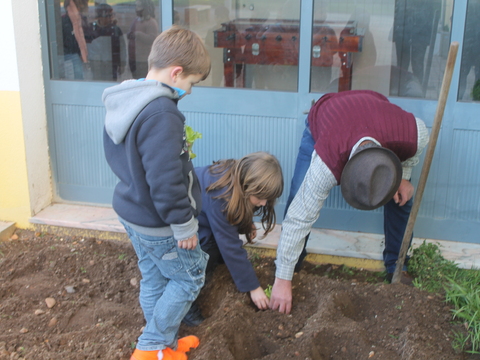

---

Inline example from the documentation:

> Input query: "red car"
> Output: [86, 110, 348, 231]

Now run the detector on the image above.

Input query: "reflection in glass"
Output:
[47, 0, 160, 81]
[127, 0, 159, 79]
[175, 0, 301, 91]
[310, 1, 365, 93]
[61, 0, 90, 80]
[458, 0, 480, 102]
[391, 0, 442, 97]
[310, 0, 452, 100]
[88, 4, 126, 81]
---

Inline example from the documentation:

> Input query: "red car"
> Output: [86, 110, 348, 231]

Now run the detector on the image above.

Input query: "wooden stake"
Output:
[391, 42, 459, 284]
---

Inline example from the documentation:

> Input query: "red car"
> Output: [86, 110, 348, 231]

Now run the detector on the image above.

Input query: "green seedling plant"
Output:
[264, 284, 273, 298]
[185, 125, 202, 159]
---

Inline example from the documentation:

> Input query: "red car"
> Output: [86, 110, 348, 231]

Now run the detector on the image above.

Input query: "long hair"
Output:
[207, 152, 283, 243]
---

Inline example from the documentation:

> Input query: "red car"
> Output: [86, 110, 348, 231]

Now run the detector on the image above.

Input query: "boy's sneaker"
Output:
[177, 335, 200, 353]
[130, 348, 187, 360]
[182, 303, 204, 327]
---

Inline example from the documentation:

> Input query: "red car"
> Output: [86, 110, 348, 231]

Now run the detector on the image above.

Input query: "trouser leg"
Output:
[383, 197, 413, 274]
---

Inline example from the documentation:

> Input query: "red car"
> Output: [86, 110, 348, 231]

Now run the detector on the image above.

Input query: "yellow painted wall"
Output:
[0, 90, 31, 228]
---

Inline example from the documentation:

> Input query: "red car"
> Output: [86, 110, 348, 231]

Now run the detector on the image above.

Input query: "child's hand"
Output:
[179, 234, 198, 250]
[250, 286, 269, 310]
[249, 223, 257, 240]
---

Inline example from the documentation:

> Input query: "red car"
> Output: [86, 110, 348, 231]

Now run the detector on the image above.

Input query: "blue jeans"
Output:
[285, 121, 316, 213]
[285, 120, 412, 273]
[64, 53, 84, 80]
[383, 197, 413, 273]
[121, 221, 208, 351]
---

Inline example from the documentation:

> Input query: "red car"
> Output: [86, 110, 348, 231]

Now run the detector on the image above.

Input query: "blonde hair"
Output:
[148, 26, 211, 80]
[207, 152, 283, 243]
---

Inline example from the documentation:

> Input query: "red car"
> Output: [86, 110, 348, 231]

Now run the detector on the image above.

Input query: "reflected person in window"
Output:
[392, 0, 441, 93]
[127, 0, 159, 79]
[62, 0, 90, 79]
[89, 4, 126, 81]
[458, 0, 480, 101]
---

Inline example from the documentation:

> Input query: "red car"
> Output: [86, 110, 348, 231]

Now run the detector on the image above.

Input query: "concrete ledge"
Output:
[0, 221, 16, 242]
[30, 203, 124, 233]
[29, 203, 480, 270]
[32, 223, 129, 242]
[245, 246, 384, 271]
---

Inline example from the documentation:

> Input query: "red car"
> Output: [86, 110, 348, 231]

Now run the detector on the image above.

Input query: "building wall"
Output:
[0, 0, 51, 229]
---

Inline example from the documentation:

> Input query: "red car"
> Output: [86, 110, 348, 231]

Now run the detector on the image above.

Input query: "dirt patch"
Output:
[0, 230, 478, 360]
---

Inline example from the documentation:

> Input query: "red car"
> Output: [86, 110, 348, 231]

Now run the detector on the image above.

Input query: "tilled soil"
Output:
[0, 230, 478, 360]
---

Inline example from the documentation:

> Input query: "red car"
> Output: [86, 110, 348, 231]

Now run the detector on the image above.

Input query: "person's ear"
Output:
[171, 66, 184, 83]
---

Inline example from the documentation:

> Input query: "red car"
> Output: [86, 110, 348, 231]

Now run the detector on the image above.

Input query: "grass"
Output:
[408, 241, 459, 293]
[409, 241, 480, 353]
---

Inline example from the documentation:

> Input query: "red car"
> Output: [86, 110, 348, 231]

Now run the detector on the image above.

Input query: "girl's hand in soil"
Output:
[178, 234, 198, 250]
[269, 277, 292, 314]
[250, 286, 269, 310]
[249, 223, 257, 240]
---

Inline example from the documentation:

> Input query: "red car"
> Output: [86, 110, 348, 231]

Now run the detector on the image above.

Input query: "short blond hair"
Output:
[148, 26, 211, 80]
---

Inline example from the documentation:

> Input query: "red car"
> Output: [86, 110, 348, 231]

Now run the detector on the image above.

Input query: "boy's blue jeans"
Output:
[285, 120, 412, 274]
[121, 221, 208, 351]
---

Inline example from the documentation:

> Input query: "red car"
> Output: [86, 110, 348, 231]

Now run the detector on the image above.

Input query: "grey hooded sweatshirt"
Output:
[103, 79, 202, 240]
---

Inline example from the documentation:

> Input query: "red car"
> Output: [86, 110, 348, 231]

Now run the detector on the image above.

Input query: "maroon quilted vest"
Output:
[309, 90, 418, 183]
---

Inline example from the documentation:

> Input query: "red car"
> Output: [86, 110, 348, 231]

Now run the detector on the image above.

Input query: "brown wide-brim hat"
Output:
[340, 145, 402, 210]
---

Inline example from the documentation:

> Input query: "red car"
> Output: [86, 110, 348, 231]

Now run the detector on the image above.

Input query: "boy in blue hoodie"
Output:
[103, 26, 210, 360]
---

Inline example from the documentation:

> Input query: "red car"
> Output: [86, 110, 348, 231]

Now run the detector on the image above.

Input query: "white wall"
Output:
[0, 0, 19, 91]
[10, 0, 53, 217]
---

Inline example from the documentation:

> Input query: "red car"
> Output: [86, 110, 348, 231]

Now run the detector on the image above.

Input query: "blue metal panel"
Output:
[52, 104, 116, 204]
[446, 129, 480, 221]
[185, 111, 299, 209]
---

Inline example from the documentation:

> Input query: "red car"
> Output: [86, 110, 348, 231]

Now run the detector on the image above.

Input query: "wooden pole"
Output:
[392, 42, 459, 284]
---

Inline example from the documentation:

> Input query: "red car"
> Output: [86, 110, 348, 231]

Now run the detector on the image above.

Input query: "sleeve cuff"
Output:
[274, 261, 295, 281]
[171, 216, 198, 241]
[402, 167, 413, 180]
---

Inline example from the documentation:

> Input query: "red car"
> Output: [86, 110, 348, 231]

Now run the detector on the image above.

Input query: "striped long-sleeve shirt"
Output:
[275, 117, 429, 281]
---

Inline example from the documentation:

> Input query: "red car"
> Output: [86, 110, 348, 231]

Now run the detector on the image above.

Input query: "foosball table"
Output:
[214, 19, 364, 91]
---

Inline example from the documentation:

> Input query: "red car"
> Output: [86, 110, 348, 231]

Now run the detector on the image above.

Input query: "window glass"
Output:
[174, 0, 301, 91]
[458, 0, 480, 102]
[47, 0, 161, 81]
[311, 0, 453, 100]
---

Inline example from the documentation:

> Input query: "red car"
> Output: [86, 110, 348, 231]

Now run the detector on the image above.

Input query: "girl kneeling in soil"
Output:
[183, 152, 283, 325]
